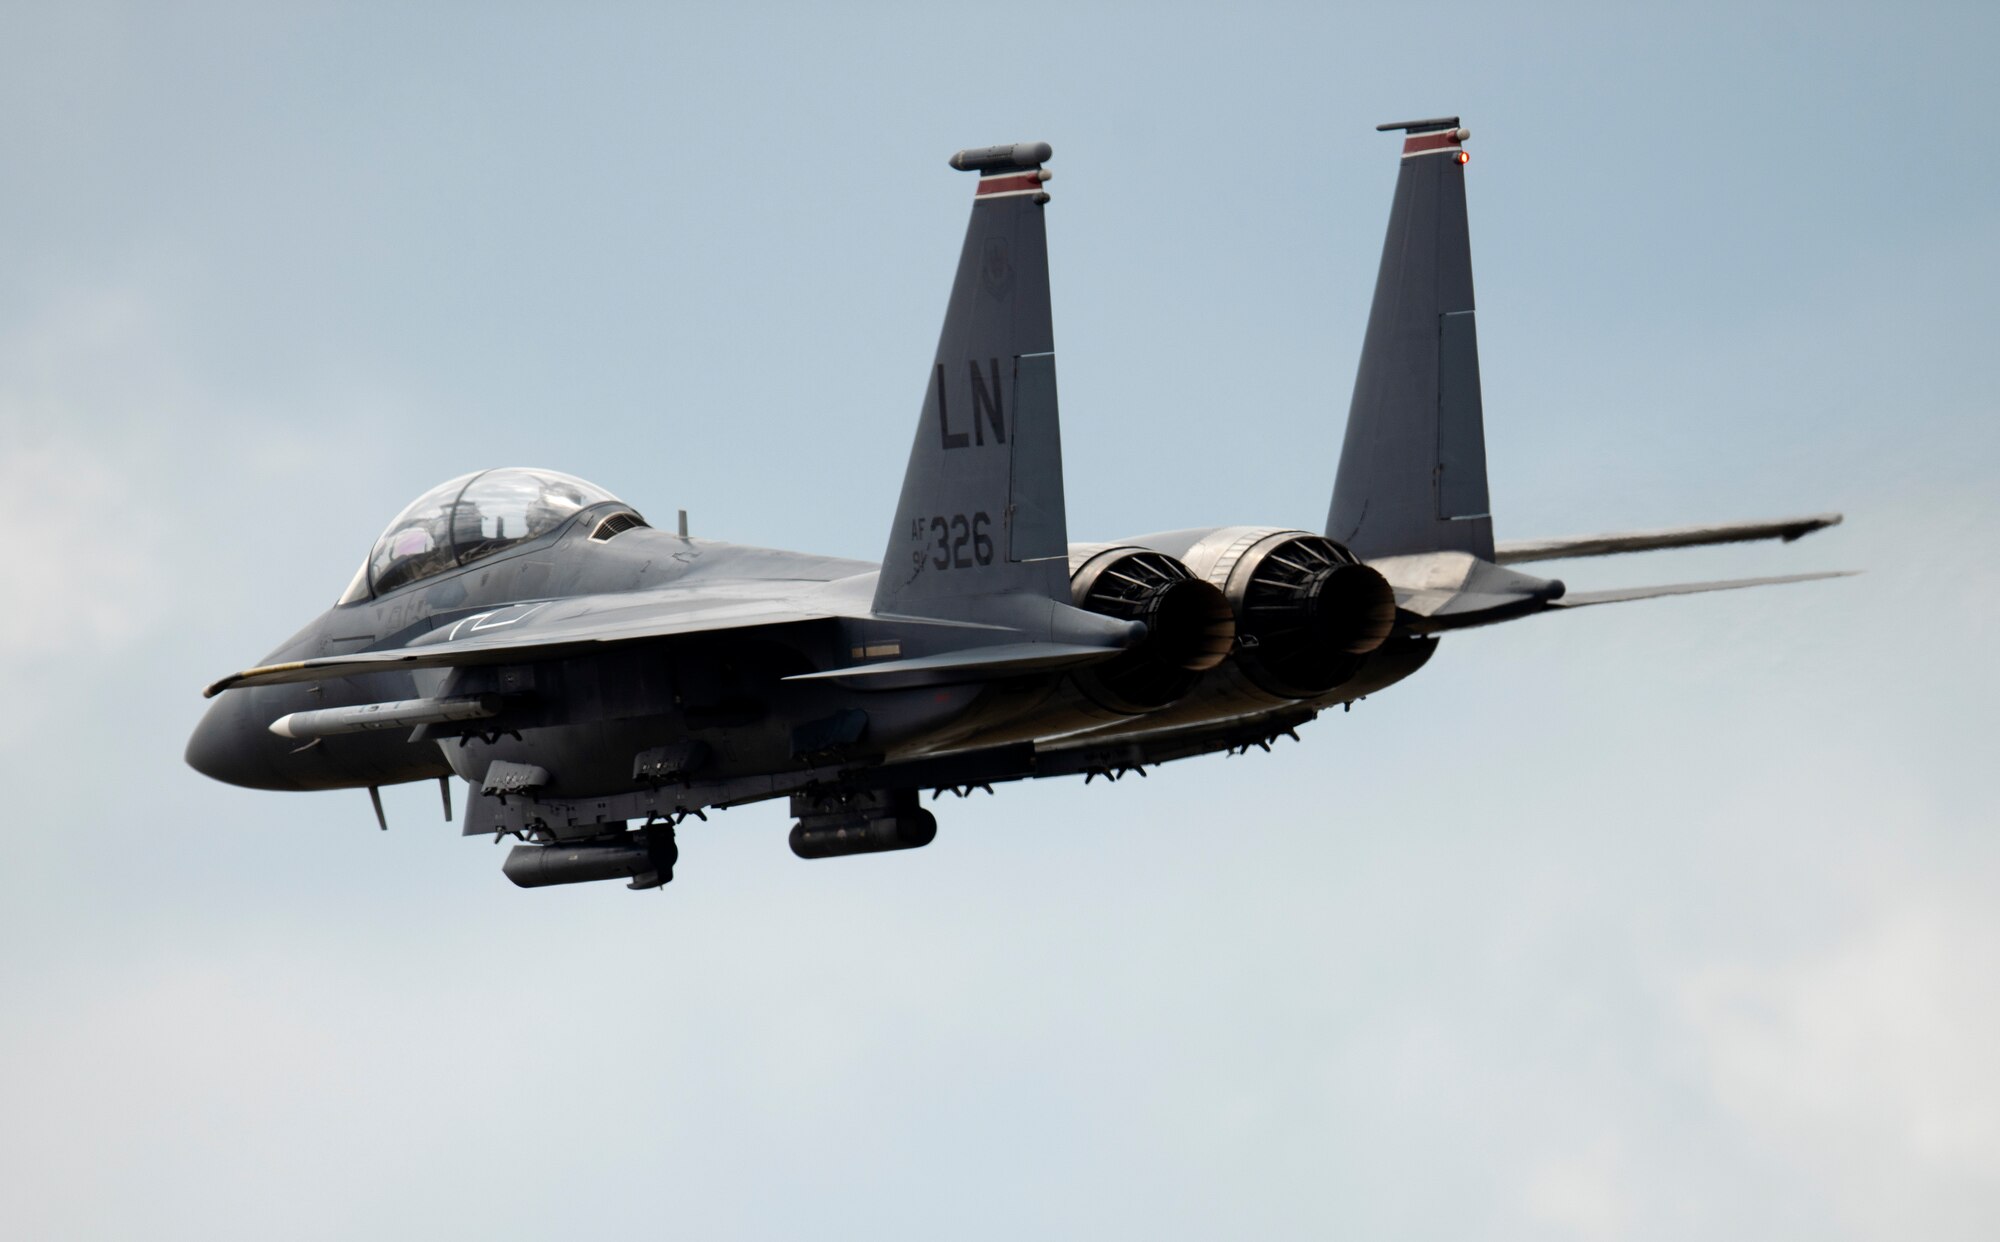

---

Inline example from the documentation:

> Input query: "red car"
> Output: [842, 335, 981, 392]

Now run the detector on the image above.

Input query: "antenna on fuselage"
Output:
[677, 509, 689, 538]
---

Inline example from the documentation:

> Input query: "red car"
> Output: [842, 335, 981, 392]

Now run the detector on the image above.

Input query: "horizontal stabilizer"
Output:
[1496, 513, 1842, 564]
[1373, 550, 1853, 633]
[1371, 551, 1564, 632]
[783, 640, 1128, 683]
[1547, 570, 1857, 610]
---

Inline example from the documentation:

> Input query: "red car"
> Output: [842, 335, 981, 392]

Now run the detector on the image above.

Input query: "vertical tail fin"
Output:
[874, 142, 1072, 620]
[1327, 118, 1495, 562]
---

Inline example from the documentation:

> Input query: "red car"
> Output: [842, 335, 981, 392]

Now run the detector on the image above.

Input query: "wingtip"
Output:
[1781, 513, 1845, 541]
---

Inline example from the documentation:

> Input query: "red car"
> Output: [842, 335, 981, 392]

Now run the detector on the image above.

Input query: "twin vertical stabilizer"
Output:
[873, 143, 1072, 621]
[1327, 118, 1495, 562]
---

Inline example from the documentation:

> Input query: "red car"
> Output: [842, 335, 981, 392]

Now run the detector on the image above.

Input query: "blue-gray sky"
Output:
[3, 3, 1996, 1238]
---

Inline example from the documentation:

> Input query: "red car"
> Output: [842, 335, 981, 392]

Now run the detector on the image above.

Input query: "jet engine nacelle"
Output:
[1059, 528, 1399, 740]
[895, 547, 1237, 755]
[1066, 545, 1237, 715]
[1174, 527, 1395, 699]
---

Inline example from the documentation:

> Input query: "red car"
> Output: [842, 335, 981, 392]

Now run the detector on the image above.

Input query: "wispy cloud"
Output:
[0, 289, 178, 662]
[1679, 888, 2000, 1238]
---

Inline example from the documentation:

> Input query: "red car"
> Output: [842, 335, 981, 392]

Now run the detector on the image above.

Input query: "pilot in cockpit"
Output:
[345, 468, 622, 604]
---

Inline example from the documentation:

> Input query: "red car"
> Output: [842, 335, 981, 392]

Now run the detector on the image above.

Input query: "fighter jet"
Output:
[186, 119, 1847, 891]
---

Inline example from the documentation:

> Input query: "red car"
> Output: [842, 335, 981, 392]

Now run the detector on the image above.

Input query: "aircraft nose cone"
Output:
[186, 691, 280, 789]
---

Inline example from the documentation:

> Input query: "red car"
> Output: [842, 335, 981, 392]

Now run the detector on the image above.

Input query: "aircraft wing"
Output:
[202, 584, 849, 698]
[1493, 513, 1842, 564]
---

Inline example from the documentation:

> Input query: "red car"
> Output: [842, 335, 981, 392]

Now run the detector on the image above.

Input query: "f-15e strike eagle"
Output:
[186, 119, 1846, 891]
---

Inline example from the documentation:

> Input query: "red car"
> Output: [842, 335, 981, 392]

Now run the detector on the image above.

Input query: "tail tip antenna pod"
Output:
[1377, 117, 1471, 162]
[949, 142, 1054, 203]
[949, 141, 1053, 170]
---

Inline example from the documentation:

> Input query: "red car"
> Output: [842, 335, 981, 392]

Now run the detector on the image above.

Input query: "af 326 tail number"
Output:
[911, 512, 995, 570]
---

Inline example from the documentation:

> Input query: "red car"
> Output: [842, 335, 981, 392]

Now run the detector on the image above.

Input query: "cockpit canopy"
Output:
[345, 468, 624, 601]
